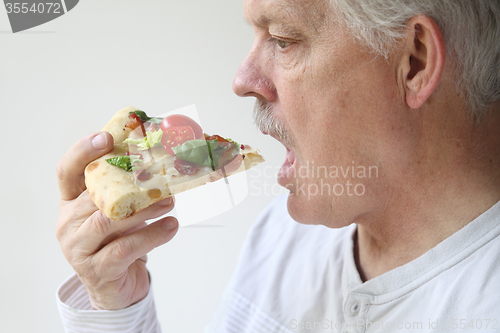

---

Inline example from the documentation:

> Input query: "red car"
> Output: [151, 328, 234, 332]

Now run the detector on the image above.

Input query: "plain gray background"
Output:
[0, 1, 285, 332]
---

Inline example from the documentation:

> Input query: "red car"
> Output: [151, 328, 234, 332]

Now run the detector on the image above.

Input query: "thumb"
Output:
[57, 132, 114, 201]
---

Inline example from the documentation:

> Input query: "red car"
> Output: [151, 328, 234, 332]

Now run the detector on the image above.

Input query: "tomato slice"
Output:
[160, 115, 203, 139]
[161, 126, 195, 154]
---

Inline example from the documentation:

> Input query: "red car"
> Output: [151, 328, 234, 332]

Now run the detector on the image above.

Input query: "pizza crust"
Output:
[84, 106, 264, 221]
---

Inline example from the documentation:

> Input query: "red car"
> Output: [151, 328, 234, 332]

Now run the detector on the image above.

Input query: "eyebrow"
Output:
[253, 4, 298, 26]
[247, 0, 328, 36]
[250, 10, 307, 39]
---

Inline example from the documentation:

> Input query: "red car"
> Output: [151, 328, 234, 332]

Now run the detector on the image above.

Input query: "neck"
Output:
[355, 103, 500, 282]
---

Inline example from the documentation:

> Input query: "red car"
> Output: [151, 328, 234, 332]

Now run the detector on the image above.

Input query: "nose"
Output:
[232, 47, 277, 102]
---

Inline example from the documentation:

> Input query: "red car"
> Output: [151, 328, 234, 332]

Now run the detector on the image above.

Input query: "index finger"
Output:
[57, 131, 114, 201]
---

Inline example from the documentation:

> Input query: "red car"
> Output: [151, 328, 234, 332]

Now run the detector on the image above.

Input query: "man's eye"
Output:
[269, 36, 290, 49]
[276, 39, 289, 49]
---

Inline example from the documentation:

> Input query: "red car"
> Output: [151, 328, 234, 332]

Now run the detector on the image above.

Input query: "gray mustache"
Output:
[253, 99, 295, 148]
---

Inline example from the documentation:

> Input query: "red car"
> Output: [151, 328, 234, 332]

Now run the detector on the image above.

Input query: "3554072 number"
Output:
[442, 319, 498, 330]
[5, 2, 62, 14]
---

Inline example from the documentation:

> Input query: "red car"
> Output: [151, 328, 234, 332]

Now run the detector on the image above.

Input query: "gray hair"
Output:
[331, 0, 500, 122]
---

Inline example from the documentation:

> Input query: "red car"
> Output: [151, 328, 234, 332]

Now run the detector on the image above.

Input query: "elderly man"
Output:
[56, 0, 500, 332]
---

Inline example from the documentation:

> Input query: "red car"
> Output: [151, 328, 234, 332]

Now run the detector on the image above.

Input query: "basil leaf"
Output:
[206, 139, 215, 170]
[172, 139, 223, 169]
[208, 145, 227, 171]
[105, 155, 144, 171]
[226, 138, 240, 151]
[129, 110, 163, 124]
[106, 156, 132, 171]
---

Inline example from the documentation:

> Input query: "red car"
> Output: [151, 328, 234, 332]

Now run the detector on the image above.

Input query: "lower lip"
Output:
[278, 148, 296, 184]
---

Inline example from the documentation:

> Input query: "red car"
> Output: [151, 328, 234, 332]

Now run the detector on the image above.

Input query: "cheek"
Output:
[275, 53, 303, 71]
[277, 64, 332, 144]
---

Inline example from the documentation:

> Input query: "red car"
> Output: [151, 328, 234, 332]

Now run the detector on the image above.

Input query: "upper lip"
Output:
[268, 132, 291, 150]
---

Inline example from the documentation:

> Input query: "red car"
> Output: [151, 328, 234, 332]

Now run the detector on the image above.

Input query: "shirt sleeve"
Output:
[56, 273, 161, 333]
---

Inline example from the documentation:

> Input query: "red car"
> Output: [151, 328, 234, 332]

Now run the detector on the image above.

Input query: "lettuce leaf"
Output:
[124, 130, 163, 150]
[129, 154, 144, 171]
[146, 130, 163, 148]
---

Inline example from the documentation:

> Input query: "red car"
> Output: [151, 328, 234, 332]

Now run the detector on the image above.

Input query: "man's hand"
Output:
[56, 132, 178, 310]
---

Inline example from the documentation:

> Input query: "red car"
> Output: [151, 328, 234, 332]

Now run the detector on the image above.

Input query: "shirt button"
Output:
[349, 301, 361, 316]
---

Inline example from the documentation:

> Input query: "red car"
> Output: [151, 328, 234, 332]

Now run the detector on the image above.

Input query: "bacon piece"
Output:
[125, 113, 145, 131]
[125, 118, 142, 130]
[205, 134, 234, 150]
[135, 169, 152, 181]
[217, 154, 244, 176]
[205, 134, 228, 142]
[174, 157, 200, 175]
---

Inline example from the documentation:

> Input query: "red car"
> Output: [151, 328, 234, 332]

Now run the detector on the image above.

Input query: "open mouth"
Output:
[261, 127, 297, 184]
[268, 133, 296, 184]
[279, 147, 297, 182]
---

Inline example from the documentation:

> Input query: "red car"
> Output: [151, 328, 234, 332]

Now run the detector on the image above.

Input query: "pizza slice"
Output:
[84, 106, 264, 221]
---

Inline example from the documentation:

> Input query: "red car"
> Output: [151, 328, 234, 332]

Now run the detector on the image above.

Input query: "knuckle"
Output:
[89, 213, 114, 237]
[113, 238, 134, 262]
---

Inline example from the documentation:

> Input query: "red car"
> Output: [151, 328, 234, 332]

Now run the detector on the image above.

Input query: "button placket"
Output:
[349, 301, 361, 316]
[344, 295, 368, 333]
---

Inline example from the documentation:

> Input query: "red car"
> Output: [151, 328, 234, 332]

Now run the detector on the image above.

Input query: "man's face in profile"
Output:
[233, 0, 417, 227]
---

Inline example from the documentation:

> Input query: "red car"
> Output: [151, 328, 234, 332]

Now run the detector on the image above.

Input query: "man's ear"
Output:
[399, 15, 446, 109]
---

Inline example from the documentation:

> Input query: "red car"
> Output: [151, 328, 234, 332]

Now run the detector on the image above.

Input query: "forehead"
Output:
[243, 0, 332, 31]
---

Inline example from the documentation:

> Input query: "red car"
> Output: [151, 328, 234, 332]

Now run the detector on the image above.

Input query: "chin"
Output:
[285, 191, 331, 226]
[285, 186, 365, 229]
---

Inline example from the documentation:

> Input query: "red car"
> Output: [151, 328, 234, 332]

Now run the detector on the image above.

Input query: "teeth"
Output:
[286, 149, 295, 164]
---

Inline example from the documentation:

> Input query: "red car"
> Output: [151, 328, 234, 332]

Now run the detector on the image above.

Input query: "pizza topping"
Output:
[205, 135, 241, 152]
[124, 112, 145, 130]
[170, 137, 242, 171]
[217, 154, 244, 175]
[161, 114, 204, 139]
[124, 130, 163, 150]
[105, 155, 144, 172]
[204, 134, 223, 141]
[124, 118, 142, 130]
[145, 122, 161, 132]
[136, 169, 152, 180]
[109, 110, 247, 178]
[172, 139, 216, 169]
[174, 157, 200, 175]
[129, 110, 163, 124]
[160, 126, 195, 154]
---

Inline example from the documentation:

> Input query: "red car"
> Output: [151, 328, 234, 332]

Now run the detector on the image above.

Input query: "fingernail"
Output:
[163, 218, 178, 230]
[157, 197, 173, 206]
[92, 133, 108, 150]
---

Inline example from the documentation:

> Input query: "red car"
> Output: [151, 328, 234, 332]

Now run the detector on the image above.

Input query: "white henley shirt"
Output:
[57, 194, 500, 332]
